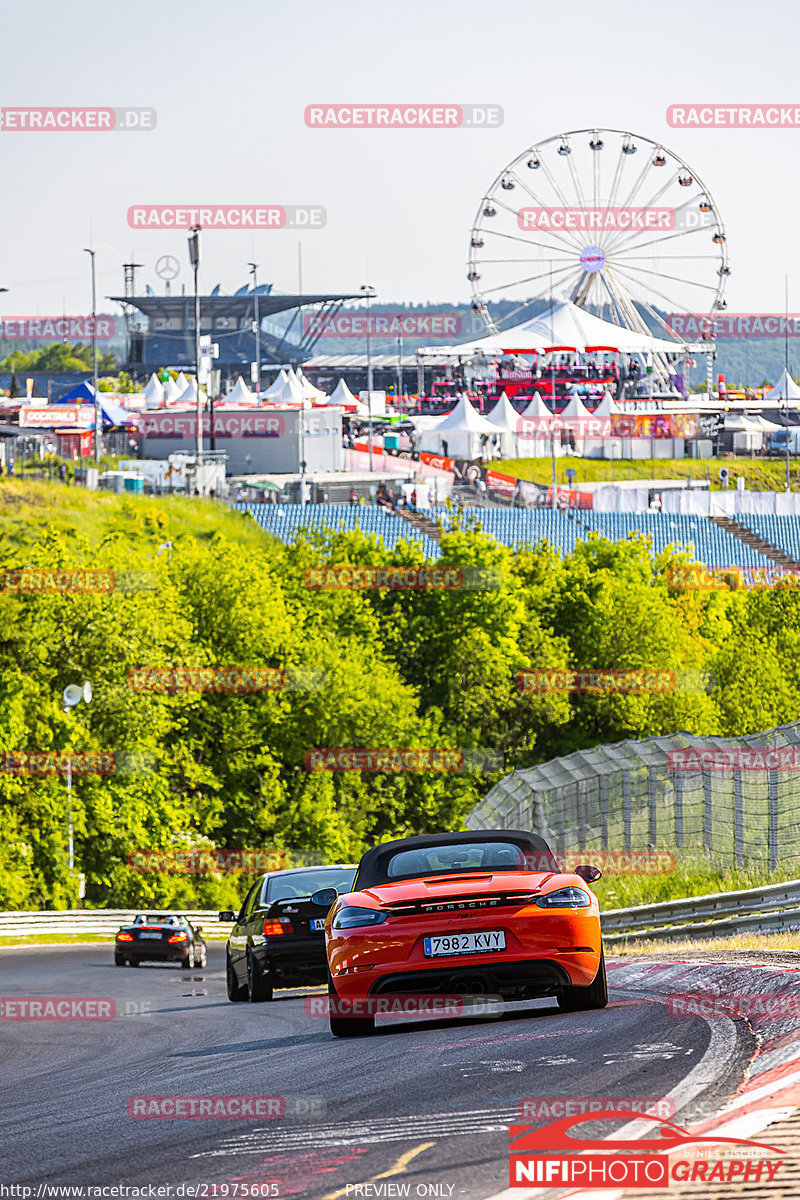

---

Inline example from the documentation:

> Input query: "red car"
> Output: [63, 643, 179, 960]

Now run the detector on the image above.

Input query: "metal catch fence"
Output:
[467, 721, 800, 870]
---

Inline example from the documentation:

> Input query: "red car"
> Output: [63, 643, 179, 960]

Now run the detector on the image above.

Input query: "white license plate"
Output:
[139, 932, 163, 939]
[311, 918, 326, 931]
[424, 931, 505, 957]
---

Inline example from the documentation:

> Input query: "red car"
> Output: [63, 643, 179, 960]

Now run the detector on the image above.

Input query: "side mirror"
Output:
[310, 888, 338, 908]
[217, 911, 236, 922]
[574, 865, 602, 883]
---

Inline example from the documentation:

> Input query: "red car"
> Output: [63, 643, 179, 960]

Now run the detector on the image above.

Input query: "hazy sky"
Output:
[1, 0, 797, 322]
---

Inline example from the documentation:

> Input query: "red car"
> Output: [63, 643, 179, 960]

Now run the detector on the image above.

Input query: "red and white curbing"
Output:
[486, 956, 800, 1200]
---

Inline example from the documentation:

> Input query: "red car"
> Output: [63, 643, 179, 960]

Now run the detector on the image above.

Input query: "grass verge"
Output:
[492, 454, 799, 492]
[0, 933, 229, 947]
[611, 930, 800, 956]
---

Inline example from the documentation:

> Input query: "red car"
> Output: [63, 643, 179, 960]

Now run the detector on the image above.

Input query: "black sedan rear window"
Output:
[266, 868, 356, 902]
[386, 841, 528, 880]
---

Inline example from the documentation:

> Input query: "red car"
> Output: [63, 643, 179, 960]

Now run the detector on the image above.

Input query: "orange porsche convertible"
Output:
[314, 829, 607, 1037]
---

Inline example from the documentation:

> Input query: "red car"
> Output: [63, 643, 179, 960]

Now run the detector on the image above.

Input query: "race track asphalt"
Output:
[0, 945, 753, 1198]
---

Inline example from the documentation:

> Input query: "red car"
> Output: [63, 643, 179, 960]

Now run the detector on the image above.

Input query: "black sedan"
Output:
[115, 914, 208, 968]
[220, 864, 357, 1002]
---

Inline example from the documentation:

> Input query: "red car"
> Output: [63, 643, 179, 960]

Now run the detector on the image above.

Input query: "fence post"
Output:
[599, 775, 609, 850]
[577, 780, 589, 849]
[623, 771, 632, 852]
[648, 768, 658, 849]
[733, 771, 744, 868]
[768, 771, 779, 871]
[674, 775, 684, 850]
[703, 774, 713, 854]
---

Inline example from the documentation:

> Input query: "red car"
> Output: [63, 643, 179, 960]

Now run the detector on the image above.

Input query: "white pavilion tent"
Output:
[143, 374, 164, 410]
[162, 377, 183, 405]
[262, 370, 306, 405]
[762, 369, 800, 406]
[418, 394, 498, 459]
[329, 377, 358, 407]
[296, 367, 328, 403]
[486, 391, 522, 457]
[419, 299, 698, 359]
[175, 372, 190, 394]
[592, 388, 621, 418]
[175, 380, 208, 408]
[223, 377, 254, 405]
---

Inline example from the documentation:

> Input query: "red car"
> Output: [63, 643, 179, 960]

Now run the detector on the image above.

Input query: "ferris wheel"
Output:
[468, 128, 729, 344]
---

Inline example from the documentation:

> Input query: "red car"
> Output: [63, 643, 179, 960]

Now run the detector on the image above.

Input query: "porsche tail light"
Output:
[116, 932, 133, 941]
[263, 919, 286, 936]
[332, 906, 388, 929]
[535, 887, 591, 908]
[167, 932, 188, 942]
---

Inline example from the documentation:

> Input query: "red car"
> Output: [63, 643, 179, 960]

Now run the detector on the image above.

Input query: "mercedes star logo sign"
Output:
[155, 254, 180, 281]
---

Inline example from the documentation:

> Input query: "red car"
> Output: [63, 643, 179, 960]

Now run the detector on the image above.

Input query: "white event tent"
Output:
[262, 370, 306, 405]
[763, 369, 800, 406]
[419, 299, 699, 359]
[296, 367, 328, 403]
[176, 380, 208, 407]
[162, 377, 183, 405]
[223, 377, 254, 405]
[143, 374, 164, 410]
[486, 391, 522, 457]
[418, 395, 498, 459]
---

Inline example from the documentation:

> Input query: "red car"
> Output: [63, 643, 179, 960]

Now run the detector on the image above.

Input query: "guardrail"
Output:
[601, 878, 800, 943]
[0, 909, 228, 938]
[4, 881, 800, 943]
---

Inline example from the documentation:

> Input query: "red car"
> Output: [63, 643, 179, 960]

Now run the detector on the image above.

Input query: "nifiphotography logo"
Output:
[508, 1110, 784, 1188]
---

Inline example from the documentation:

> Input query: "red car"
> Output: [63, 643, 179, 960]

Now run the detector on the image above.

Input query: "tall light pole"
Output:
[361, 284, 375, 471]
[249, 262, 261, 405]
[83, 250, 100, 461]
[62, 680, 92, 904]
[785, 275, 791, 492]
[188, 227, 202, 465]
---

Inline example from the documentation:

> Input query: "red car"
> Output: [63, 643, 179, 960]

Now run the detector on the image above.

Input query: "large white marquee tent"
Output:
[419, 299, 704, 359]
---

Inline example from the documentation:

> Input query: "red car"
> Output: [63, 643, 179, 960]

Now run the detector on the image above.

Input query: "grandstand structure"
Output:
[241, 502, 441, 559]
[240, 501, 800, 576]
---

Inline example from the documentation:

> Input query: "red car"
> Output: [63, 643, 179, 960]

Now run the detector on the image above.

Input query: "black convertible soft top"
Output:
[354, 829, 558, 890]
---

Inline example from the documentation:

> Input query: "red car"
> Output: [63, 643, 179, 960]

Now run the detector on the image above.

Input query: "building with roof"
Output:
[111, 283, 363, 380]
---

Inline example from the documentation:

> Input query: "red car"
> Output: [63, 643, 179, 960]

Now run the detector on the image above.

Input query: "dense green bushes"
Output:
[1, 485, 798, 909]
